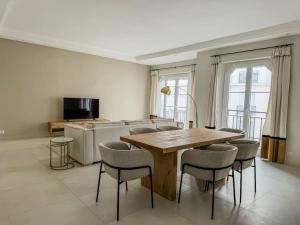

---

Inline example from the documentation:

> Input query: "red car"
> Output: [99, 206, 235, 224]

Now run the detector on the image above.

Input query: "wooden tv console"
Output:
[48, 118, 109, 134]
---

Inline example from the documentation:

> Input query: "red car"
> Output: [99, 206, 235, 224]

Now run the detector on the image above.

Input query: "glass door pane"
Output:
[227, 67, 247, 129]
[159, 74, 191, 127]
[165, 80, 176, 118]
[176, 79, 189, 125]
[248, 66, 271, 141]
[225, 63, 271, 141]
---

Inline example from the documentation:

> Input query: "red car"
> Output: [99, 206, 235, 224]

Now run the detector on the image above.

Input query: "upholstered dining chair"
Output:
[129, 128, 158, 149]
[178, 144, 238, 219]
[129, 127, 158, 135]
[218, 128, 245, 135]
[156, 125, 182, 131]
[96, 141, 154, 221]
[228, 139, 260, 203]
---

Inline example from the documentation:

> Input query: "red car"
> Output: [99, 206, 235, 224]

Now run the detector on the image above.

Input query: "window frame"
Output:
[238, 70, 247, 83]
[252, 70, 259, 83]
[158, 72, 192, 126]
[222, 59, 272, 136]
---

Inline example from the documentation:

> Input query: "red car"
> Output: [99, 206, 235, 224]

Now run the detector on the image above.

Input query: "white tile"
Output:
[0, 179, 75, 216]
[79, 182, 169, 224]
[8, 198, 104, 225]
[171, 188, 238, 225]
[247, 193, 300, 225]
[107, 207, 196, 225]
[1, 138, 300, 225]
[0, 166, 56, 192]
[224, 208, 280, 225]
[0, 203, 11, 225]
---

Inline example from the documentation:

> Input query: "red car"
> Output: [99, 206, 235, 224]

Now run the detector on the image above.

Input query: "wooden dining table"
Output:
[120, 128, 244, 201]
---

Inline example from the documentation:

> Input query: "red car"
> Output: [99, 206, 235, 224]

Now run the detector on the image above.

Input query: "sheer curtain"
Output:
[149, 70, 159, 117]
[206, 56, 220, 129]
[261, 46, 291, 163]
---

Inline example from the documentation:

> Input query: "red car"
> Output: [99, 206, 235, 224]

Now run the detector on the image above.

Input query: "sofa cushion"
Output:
[151, 118, 174, 123]
[124, 119, 152, 125]
[87, 121, 125, 128]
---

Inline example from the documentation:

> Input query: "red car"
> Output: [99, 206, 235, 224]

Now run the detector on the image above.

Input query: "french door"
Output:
[223, 60, 272, 141]
[159, 73, 191, 127]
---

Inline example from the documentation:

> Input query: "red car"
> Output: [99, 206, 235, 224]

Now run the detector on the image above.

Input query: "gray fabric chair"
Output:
[156, 125, 182, 131]
[178, 144, 238, 219]
[129, 128, 158, 149]
[129, 127, 158, 135]
[229, 139, 260, 203]
[96, 141, 154, 221]
[218, 128, 245, 135]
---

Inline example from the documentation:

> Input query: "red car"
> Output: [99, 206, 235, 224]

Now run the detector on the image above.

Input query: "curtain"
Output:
[188, 66, 196, 126]
[261, 46, 291, 163]
[206, 56, 220, 129]
[149, 70, 159, 117]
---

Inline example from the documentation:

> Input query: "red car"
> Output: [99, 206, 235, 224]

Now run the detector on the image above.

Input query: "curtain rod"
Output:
[211, 43, 294, 58]
[150, 63, 196, 72]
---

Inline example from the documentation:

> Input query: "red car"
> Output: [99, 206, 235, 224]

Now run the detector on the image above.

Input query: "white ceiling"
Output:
[1, 0, 300, 65]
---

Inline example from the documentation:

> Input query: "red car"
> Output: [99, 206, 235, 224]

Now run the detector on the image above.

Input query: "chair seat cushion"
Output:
[105, 167, 150, 181]
[184, 166, 231, 182]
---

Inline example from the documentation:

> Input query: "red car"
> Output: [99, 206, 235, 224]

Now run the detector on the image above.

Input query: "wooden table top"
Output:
[120, 128, 244, 154]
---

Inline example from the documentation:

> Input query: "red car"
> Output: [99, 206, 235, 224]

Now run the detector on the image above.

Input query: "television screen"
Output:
[63, 98, 99, 120]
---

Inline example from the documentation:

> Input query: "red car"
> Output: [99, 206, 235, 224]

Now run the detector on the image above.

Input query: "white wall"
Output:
[0, 38, 150, 140]
[195, 35, 300, 166]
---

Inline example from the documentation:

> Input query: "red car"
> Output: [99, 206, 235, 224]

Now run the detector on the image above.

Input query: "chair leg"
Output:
[178, 170, 184, 203]
[232, 168, 236, 206]
[254, 158, 257, 193]
[204, 180, 208, 192]
[149, 168, 154, 208]
[117, 169, 120, 221]
[125, 181, 128, 192]
[240, 162, 243, 203]
[96, 161, 103, 202]
[211, 170, 216, 220]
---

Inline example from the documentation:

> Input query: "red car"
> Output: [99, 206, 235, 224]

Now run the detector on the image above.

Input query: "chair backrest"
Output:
[181, 144, 238, 181]
[219, 128, 245, 134]
[129, 127, 158, 135]
[102, 141, 130, 150]
[98, 141, 130, 167]
[230, 139, 259, 169]
[98, 141, 154, 181]
[93, 126, 130, 161]
[157, 126, 182, 131]
[182, 144, 238, 169]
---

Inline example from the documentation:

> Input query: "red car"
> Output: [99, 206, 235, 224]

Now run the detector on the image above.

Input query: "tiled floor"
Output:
[0, 138, 300, 225]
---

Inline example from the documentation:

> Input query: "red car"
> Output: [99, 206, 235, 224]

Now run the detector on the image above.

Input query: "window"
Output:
[238, 70, 246, 83]
[252, 70, 259, 83]
[159, 73, 191, 127]
[224, 62, 271, 141]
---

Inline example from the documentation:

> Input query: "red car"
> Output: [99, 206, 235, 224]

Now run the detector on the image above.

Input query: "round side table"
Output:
[50, 137, 75, 170]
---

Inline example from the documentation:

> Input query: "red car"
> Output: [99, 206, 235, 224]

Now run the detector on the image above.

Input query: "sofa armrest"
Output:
[64, 125, 94, 165]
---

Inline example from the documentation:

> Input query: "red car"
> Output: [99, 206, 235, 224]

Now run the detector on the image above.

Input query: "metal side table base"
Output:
[50, 137, 75, 170]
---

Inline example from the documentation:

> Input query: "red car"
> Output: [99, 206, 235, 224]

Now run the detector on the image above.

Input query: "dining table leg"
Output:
[141, 149, 178, 201]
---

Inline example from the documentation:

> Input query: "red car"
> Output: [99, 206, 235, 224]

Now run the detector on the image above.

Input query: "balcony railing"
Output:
[227, 110, 267, 142]
[163, 108, 188, 127]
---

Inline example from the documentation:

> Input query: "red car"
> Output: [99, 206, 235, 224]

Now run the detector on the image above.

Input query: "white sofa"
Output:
[65, 119, 183, 165]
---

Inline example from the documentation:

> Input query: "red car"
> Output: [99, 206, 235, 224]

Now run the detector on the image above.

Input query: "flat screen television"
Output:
[63, 98, 99, 120]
